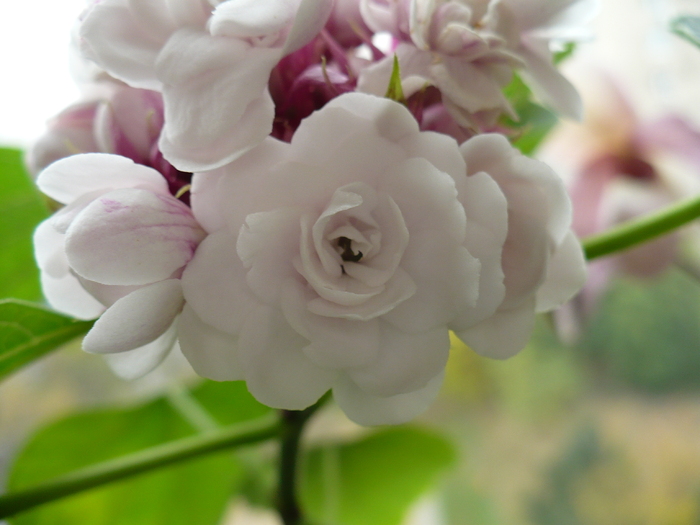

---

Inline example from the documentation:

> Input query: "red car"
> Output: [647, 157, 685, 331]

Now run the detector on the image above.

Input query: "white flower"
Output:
[34, 153, 205, 378]
[180, 92, 585, 425]
[358, 0, 521, 128]
[79, 0, 335, 172]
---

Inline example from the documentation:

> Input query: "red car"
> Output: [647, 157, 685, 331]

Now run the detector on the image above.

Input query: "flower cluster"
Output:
[31, 0, 589, 424]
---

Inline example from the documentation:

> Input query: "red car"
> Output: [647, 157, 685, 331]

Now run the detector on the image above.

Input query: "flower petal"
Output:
[238, 303, 337, 410]
[156, 29, 279, 172]
[104, 322, 178, 379]
[178, 304, 243, 381]
[333, 371, 444, 426]
[348, 322, 450, 396]
[536, 230, 587, 312]
[455, 297, 536, 359]
[36, 153, 169, 205]
[83, 279, 184, 354]
[65, 188, 204, 286]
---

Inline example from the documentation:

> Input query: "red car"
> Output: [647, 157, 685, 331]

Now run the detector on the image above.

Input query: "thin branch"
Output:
[582, 194, 700, 260]
[0, 414, 282, 520]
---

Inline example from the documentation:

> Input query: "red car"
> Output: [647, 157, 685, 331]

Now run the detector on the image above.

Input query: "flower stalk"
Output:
[582, 193, 700, 260]
[0, 414, 282, 520]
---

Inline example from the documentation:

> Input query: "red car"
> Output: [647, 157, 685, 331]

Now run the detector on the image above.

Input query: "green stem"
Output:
[582, 194, 700, 260]
[277, 395, 329, 525]
[0, 414, 282, 520]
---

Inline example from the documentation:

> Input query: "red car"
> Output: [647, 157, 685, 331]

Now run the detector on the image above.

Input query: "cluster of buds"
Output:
[31, 0, 591, 425]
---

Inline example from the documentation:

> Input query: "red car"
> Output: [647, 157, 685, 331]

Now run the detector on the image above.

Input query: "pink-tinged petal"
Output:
[104, 322, 178, 379]
[333, 371, 444, 426]
[178, 304, 243, 381]
[65, 188, 204, 286]
[637, 115, 700, 170]
[535, 231, 587, 312]
[36, 153, 168, 205]
[238, 303, 337, 410]
[156, 29, 279, 172]
[518, 44, 582, 120]
[83, 279, 184, 354]
[434, 58, 512, 115]
[181, 231, 258, 335]
[281, 279, 381, 369]
[282, 0, 335, 55]
[348, 322, 450, 396]
[455, 297, 536, 359]
[80, 0, 166, 90]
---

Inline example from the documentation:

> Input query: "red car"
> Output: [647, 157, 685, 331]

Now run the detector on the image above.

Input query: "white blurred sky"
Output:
[1, 0, 700, 149]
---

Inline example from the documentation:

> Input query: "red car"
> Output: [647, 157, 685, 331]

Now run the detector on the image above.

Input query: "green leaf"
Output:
[0, 299, 93, 382]
[6, 380, 271, 525]
[0, 148, 49, 301]
[301, 426, 455, 525]
[671, 16, 700, 49]
[501, 75, 558, 155]
[384, 55, 406, 104]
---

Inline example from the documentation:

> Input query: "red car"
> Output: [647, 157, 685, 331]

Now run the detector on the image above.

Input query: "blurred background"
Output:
[4, 0, 700, 524]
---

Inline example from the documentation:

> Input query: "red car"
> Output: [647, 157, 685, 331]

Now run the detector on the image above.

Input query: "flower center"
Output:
[336, 236, 363, 263]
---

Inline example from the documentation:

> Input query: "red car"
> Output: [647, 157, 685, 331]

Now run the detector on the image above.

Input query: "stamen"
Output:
[337, 236, 363, 263]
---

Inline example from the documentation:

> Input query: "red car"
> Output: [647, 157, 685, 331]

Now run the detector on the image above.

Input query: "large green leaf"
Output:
[671, 16, 700, 49]
[7, 380, 271, 525]
[301, 426, 455, 525]
[0, 299, 93, 382]
[0, 148, 49, 301]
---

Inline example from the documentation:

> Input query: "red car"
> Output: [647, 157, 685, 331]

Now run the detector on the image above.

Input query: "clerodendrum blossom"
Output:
[34, 154, 205, 378]
[79, 0, 335, 173]
[180, 93, 585, 425]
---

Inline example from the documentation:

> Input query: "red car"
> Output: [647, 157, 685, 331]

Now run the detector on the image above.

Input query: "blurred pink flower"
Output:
[541, 71, 700, 330]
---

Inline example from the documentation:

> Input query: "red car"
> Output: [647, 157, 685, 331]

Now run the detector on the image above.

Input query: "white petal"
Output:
[80, 0, 165, 90]
[348, 323, 450, 396]
[282, 0, 335, 55]
[181, 231, 258, 335]
[455, 297, 536, 359]
[40, 272, 105, 320]
[238, 304, 337, 410]
[104, 322, 178, 379]
[210, 0, 298, 39]
[156, 29, 278, 172]
[535, 230, 586, 312]
[65, 188, 204, 286]
[519, 46, 582, 120]
[333, 371, 444, 426]
[36, 153, 168, 205]
[281, 279, 380, 369]
[83, 279, 184, 354]
[178, 304, 243, 380]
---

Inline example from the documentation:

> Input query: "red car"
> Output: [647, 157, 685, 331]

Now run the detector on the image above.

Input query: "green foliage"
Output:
[501, 75, 558, 155]
[384, 55, 406, 104]
[7, 380, 272, 525]
[302, 426, 455, 525]
[0, 148, 49, 301]
[526, 425, 604, 525]
[0, 299, 93, 382]
[580, 269, 700, 392]
[671, 16, 700, 49]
